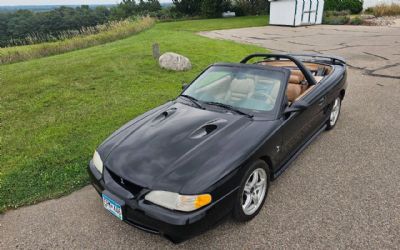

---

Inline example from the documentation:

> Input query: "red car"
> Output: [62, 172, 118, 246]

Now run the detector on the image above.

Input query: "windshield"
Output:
[182, 65, 286, 113]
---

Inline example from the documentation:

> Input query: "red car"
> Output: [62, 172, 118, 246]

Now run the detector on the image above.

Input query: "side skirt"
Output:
[273, 124, 327, 179]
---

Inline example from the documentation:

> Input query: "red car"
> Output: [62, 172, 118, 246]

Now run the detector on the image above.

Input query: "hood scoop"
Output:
[151, 108, 177, 126]
[190, 119, 227, 139]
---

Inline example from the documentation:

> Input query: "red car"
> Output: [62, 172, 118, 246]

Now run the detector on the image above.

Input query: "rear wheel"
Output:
[326, 96, 341, 130]
[233, 160, 269, 222]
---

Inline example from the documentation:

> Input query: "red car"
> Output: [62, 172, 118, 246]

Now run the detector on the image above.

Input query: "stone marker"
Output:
[152, 43, 160, 59]
[158, 52, 192, 71]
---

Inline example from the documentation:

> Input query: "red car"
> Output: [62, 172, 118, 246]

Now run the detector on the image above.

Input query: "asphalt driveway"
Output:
[1, 24, 399, 249]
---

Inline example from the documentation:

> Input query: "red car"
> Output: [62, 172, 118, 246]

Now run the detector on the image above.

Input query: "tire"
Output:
[326, 96, 342, 130]
[232, 160, 270, 222]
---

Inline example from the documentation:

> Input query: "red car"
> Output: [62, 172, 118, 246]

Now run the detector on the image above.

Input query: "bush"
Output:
[323, 11, 350, 25]
[341, 0, 363, 14]
[232, 0, 270, 16]
[349, 16, 363, 25]
[324, 0, 363, 14]
[110, 0, 162, 20]
[364, 7, 374, 14]
[201, 0, 230, 18]
[325, 10, 351, 16]
[155, 7, 184, 20]
[172, 0, 203, 16]
[369, 4, 400, 17]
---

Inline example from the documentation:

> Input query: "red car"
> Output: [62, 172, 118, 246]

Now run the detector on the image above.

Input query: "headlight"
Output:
[145, 190, 212, 212]
[92, 150, 103, 174]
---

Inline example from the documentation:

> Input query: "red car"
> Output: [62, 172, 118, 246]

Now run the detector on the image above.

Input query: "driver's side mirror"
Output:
[182, 83, 189, 90]
[284, 100, 309, 115]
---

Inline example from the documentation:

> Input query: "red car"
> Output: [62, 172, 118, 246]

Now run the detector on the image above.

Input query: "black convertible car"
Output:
[88, 53, 347, 243]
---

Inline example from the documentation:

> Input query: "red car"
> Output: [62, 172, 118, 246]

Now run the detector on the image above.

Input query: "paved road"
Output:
[1, 25, 400, 249]
[201, 24, 400, 79]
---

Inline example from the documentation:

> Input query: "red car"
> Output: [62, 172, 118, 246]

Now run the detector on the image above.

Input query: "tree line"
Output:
[0, 0, 270, 47]
[172, 0, 269, 18]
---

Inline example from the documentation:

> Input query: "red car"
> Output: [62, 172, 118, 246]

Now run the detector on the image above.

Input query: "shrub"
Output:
[0, 17, 155, 65]
[369, 4, 400, 17]
[364, 7, 374, 14]
[110, 0, 162, 20]
[324, 0, 363, 14]
[172, 0, 203, 16]
[155, 6, 184, 20]
[325, 10, 351, 17]
[349, 16, 363, 25]
[201, 0, 230, 18]
[341, 0, 363, 14]
[323, 11, 351, 25]
[232, 0, 270, 16]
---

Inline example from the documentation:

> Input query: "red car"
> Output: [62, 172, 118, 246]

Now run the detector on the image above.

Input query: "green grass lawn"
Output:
[0, 15, 268, 212]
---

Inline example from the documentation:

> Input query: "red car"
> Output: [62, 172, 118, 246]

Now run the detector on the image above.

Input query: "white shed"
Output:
[269, 0, 325, 26]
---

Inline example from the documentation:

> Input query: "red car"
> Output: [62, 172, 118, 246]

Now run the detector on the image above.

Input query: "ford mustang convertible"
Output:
[88, 53, 347, 243]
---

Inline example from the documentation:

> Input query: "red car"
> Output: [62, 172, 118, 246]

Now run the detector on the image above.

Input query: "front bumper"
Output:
[88, 161, 237, 243]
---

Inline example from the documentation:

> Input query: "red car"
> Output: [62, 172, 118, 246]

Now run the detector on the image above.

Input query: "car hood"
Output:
[98, 101, 277, 194]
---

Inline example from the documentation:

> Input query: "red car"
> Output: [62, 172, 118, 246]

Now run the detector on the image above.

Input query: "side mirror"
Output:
[182, 83, 189, 90]
[284, 100, 309, 115]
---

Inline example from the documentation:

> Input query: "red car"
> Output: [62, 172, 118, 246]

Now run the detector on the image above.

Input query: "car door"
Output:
[278, 104, 313, 164]
[302, 92, 328, 136]
[277, 90, 326, 164]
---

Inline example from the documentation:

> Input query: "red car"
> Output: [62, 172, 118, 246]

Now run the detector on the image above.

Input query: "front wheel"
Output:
[233, 160, 270, 222]
[326, 96, 341, 130]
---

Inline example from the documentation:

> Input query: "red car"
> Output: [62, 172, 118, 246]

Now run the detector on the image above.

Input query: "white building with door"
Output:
[363, 0, 400, 8]
[269, 0, 325, 27]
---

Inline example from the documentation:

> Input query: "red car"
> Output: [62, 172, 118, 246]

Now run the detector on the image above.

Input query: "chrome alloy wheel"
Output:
[330, 97, 341, 127]
[241, 168, 267, 215]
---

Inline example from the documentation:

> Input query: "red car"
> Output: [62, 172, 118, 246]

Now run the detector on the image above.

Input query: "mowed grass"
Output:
[0, 15, 268, 212]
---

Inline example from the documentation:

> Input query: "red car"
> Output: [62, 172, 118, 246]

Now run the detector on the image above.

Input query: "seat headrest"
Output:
[286, 83, 302, 102]
[226, 77, 255, 102]
[230, 78, 254, 94]
[289, 75, 301, 84]
[291, 70, 305, 79]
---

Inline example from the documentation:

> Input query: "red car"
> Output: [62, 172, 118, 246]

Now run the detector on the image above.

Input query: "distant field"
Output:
[0, 3, 172, 13]
[0, 15, 269, 212]
[0, 4, 117, 13]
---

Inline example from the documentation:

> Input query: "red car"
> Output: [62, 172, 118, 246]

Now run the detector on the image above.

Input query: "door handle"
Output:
[318, 97, 326, 106]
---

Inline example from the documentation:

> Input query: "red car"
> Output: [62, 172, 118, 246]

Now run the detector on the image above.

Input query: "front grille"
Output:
[107, 168, 143, 195]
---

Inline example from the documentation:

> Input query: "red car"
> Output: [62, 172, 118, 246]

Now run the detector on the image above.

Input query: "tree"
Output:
[110, 0, 162, 19]
[0, 5, 113, 47]
[324, 0, 363, 14]
[0, 13, 9, 46]
[137, 0, 162, 14]
[233, 0, 269, 16]
[110, 0, 138, 20]
[201, 0, 230, 18]
[172, 0, 203, 16]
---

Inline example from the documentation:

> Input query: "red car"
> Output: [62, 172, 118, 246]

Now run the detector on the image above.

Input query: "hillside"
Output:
[0, 15, 268, 212]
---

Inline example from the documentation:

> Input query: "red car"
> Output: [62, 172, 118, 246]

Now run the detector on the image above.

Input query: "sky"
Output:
[0, 0, 171, 6]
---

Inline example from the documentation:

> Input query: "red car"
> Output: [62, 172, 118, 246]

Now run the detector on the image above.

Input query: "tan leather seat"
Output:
[287, 71, 308, 102]
[290, 70, 305, 80]
[225, 77, 255, 102]
[286, 83, 302, 102]
[289, 75, 301, 84]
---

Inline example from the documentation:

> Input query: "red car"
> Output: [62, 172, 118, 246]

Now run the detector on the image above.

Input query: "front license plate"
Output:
[102, 194, 123, 220]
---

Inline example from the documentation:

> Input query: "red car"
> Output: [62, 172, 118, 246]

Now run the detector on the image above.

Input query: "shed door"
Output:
[301, 0, 318, 25]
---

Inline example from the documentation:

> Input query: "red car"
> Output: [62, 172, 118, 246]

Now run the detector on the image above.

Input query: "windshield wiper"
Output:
[179, 95, 205, 110]
[205, 101, 253, 118]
